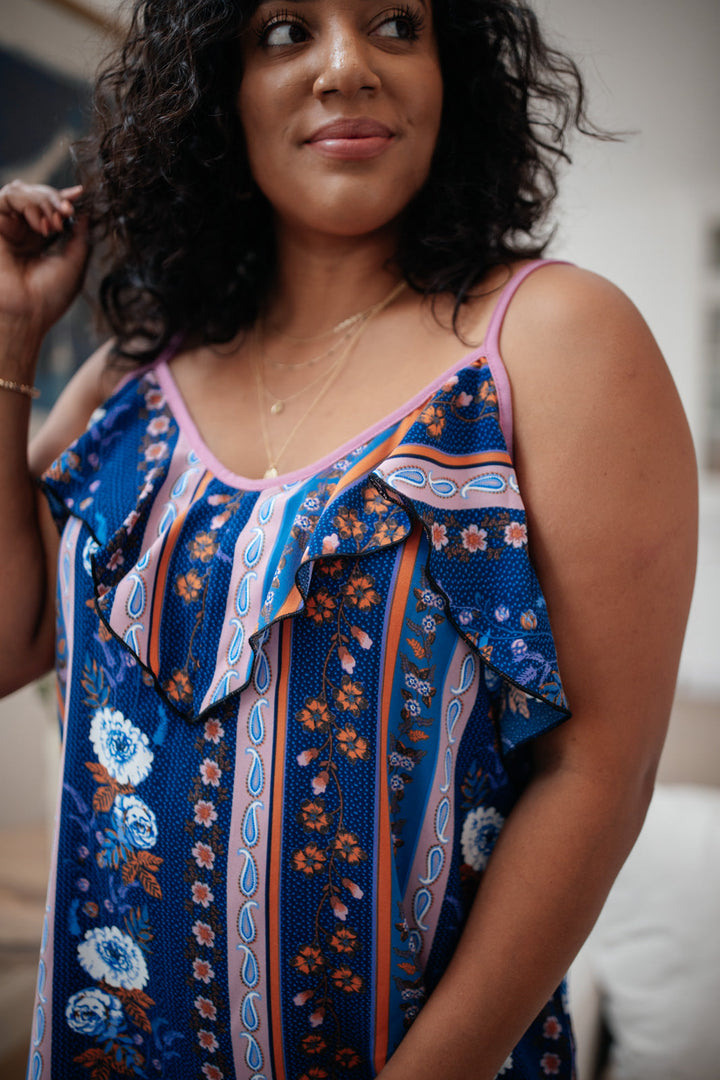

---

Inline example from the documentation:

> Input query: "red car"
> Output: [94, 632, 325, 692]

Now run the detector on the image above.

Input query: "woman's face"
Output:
[238, 0, 443, 240]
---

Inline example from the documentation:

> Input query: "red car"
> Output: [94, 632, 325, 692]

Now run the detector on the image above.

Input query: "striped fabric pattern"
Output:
[32, 297, 573, 1080]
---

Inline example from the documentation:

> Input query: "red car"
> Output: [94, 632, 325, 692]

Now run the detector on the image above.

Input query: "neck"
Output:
[267, 220, 403, 337]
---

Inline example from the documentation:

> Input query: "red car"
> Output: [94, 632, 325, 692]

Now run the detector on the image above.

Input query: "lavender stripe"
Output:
[199, 489, 286, 715]
[403, 639, 479, 968]
[109, 430, 204, 664]
[227, 627, 280, 1080]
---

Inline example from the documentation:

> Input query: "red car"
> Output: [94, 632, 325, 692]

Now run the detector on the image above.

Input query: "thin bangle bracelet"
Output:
[0, 376, 40, 399]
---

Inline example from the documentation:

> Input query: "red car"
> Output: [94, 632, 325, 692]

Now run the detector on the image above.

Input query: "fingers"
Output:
[0, 179, 83, 240]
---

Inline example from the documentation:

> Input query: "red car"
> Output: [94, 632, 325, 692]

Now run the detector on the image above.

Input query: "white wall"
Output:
[539, 0, 720, 695]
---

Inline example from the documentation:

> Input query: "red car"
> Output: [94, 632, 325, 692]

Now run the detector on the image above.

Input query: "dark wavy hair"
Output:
[78, 0, 602, 360]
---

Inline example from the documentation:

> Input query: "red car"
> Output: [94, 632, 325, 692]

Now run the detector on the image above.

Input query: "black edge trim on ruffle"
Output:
[41, 470, 571, 744]
[366, 473, 572, 753]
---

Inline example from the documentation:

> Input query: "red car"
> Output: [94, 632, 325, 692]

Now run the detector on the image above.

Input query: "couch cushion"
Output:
[586, 784, 720, 1080]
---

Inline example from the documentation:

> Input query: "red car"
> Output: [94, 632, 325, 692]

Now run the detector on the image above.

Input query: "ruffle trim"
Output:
[41, 365, 569, 747]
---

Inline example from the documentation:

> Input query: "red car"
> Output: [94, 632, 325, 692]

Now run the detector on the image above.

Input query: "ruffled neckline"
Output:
[42, 357, 568, 745]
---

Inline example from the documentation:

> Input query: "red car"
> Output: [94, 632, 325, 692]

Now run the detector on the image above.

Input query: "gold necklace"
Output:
[260, 324, 359, 414]
[266, 282, 404, 347]
[253, 281, 406, 480]
[266, 320, 359, 374]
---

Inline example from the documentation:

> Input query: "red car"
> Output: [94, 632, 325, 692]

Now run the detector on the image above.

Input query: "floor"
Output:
[0, 825, 50, 1080]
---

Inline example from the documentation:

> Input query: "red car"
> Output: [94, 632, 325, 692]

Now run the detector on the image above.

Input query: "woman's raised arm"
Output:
[0, 180, 101, 696]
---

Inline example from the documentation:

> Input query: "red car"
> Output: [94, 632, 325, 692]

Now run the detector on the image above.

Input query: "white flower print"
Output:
[82, 535, 100, 577]
[461, 806, 506, 872]
[112, 794, 158, 849]
[89, 708, 153, 785]
[65, 987, 124, 1037]
[77, 926, 149, 990]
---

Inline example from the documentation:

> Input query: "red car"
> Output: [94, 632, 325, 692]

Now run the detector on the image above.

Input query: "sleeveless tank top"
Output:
[32, 259, 573, 1080]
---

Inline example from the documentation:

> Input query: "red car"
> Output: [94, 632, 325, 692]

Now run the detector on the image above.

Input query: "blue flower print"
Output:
[510, 638, 528, 661]
[65, 987, 124, 1038]
[112, 794, 158, 849]
[89, 707, 154, 786]
[77, 926, 149, 990]
[460, 806, 505, 872]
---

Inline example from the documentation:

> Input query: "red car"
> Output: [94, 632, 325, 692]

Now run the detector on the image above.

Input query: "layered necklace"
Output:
[253, 280, 406, 480]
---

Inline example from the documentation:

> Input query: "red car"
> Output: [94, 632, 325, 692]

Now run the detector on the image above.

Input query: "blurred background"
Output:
[0, 1, 718, 1077]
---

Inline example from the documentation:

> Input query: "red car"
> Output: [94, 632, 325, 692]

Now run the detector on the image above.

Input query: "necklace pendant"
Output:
[270, 401, 284, 415]
[264, 465, 279, 480]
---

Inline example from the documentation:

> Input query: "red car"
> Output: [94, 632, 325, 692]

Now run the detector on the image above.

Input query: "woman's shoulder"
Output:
[498, 262, 657, 379]
[29, 340, 137, 477]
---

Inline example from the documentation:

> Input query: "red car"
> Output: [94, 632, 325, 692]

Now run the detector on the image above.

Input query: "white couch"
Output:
[569, 701, 720, 1080]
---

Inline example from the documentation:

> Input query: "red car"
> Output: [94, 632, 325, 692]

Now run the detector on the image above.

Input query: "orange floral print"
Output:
[371, 517, 408, 546]
[331, 967, 363, 993]
[293, 944, 325, 975]
[478, 379, 498, 403]
[335, 1048, 362, 1069]
[333, 508, 366, 542]
[343, 572, 380, 610]
[188, 532, 217, 563]
[296, 697, 333, 733]
[292, 842, 327, 875]
[363, 486, 391, 516]
[175, 568, 203, 602]
[328, 925, 359, 955]
[333, 677, 368, 716]
[332, 831, 367, 865]
[163, 668, 193, 703]
[300, 1033, 327, 1055]
[317, 558, 344, 579]
[305, 587, 337, 624]
[335, 723, 370, 764]
[297, 799, 332, 835]
[420, 403, 446, 438]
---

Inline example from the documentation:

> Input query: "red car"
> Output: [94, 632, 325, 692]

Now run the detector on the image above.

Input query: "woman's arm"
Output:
[0, 181, 113, 697]
[377, 266, 697, 1079]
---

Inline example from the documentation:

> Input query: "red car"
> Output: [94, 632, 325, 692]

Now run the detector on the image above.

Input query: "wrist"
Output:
[0, 315, 43, 381]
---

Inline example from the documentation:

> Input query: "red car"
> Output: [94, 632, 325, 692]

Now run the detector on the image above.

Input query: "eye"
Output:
[256, 11, 310, 47]
[373, 6, 424, 41]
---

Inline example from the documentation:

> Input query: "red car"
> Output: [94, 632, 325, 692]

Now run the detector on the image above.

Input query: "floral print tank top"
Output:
[30, 260, 573, 1080]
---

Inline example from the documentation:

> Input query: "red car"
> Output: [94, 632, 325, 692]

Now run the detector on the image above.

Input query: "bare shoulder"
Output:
[498, 264, 693, 469]
[497, 264, 697, 753]
[28, 339, 128, 476]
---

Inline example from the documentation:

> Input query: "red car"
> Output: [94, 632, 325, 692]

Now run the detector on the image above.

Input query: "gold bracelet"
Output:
[0, 376, 40, 400]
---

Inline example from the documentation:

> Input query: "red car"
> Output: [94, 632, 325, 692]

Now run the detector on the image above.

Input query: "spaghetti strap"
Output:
[482, 258, 569, 455]
[484, 258, 569, 355]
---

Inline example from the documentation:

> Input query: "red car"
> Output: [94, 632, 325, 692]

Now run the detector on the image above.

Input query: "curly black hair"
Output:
[78, 0, 602, 360]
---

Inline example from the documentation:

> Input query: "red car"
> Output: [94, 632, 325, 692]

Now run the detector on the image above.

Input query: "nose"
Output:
[312, 24, 382, 99]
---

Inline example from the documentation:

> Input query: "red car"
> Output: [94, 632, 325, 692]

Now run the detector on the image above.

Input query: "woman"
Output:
[0, 1, 696, 1078]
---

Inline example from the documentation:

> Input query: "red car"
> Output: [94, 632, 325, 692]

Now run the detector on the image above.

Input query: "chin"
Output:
[276, 178, 426, 240]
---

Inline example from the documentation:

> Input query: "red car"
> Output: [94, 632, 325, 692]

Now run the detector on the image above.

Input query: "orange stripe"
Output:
[272, 584, 303, 622]
[269, 622, 292, 1080]
[374, 526, 422, 1074]
[383, 445, 512, 469]
[148, 471, 212, 672]
[330, 409, 425, 501]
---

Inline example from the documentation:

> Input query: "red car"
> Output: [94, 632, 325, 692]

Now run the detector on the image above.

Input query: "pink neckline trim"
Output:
[155, 341, 497, 491]
[148, 258, 564, 491]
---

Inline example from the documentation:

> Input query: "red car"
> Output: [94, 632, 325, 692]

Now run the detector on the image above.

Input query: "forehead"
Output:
[246, 0, 431, 12]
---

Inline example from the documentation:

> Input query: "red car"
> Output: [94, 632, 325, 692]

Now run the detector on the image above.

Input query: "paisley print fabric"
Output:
[31, 261, 575, 1080]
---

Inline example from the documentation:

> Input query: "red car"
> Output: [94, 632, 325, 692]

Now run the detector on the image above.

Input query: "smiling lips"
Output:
[306, 118, 395, 160]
